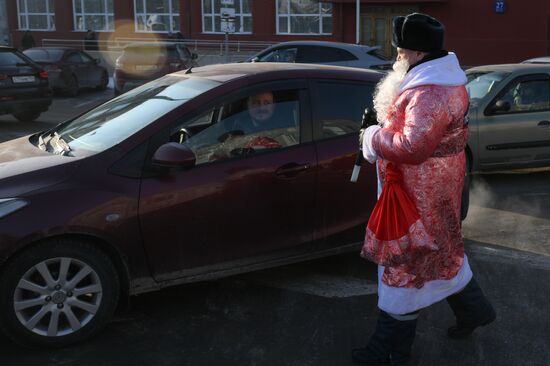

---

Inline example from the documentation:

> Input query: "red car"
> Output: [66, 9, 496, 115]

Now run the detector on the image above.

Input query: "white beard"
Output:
[373, 59, 409, 124]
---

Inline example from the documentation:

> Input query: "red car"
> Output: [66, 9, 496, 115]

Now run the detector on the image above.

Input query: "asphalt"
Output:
[0, 239, 548, 366]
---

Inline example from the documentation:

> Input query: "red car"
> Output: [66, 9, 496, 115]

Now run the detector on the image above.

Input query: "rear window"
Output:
[366, 49, 389, 61]
[0, 51, 29, 66]
[24, 49, 64, 62]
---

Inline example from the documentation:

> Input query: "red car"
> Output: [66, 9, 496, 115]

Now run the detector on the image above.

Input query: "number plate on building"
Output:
[12, 76, 35, 83]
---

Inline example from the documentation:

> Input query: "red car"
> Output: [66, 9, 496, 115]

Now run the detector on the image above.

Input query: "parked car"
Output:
[0, 45, 52, 121]
[246, 41, 392, 70]
[465, 63, 550, 173]
[114, 42, 199, 95]
[23, 47, 109, 97]
[521, 56, 550, 64]
[0, 63, 382, 347]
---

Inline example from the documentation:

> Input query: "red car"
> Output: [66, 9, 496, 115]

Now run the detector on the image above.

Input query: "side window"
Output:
[298, 46, 357, 63]
[259, 48, 297, 63]
[495, 78, 550, 113]
[66, 52, 83, 63]
[314, 81, 375, 139]
[171, 89, 301, 165]
[79, 52, 95, 64]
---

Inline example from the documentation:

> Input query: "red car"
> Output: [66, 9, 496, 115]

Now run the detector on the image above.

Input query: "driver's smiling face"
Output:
[248, 91, 275, 123]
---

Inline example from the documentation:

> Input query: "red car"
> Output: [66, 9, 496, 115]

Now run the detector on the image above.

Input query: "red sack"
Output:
[361, 163, 438, 266]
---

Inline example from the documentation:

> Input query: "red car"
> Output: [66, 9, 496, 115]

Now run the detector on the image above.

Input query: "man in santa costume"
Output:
[354, 13, 496, 365]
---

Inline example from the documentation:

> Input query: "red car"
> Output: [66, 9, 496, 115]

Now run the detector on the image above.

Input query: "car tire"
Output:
[12, 110, 41, 122]
[0, 238, 120, 348]
[96, 72, 108, 91]
[65, 75, 79, 97]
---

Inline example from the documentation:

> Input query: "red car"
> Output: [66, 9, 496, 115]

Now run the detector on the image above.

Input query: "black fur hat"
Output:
[392, 13, 445, 52]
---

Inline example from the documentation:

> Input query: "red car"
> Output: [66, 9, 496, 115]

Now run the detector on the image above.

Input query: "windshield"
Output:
[24, 49, 64, 62]
[43, 75, 219, 156]
[466, 71, 510, 101]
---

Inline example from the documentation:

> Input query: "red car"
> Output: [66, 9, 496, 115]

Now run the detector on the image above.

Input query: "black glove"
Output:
[361, 107, 378, 128]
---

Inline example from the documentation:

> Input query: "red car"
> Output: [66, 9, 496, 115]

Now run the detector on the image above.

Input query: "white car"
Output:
[247, 41, 392, 70]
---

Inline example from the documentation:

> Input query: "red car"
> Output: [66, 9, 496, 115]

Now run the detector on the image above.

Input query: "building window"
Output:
[134, 0, 180, 33]
[202, 0, 252, 34]
[17, 0, 55, 31]
[73, 0, 114, 32]
[277, 0, 332, 35]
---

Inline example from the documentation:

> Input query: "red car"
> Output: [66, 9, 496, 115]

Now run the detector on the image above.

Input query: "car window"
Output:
[466, 71, 510, 101]
[66, 52, 83, 63]
[0, 51, 29, 66]
[496, 78, 550, 113]
[171, 89, 301, 165]
[297, 46, 357, 63]
[79, 51, 95, 63]
[258, 48, 297, 63]
[50, 75, 220, 156]
[366, 48, 389, 61]
[313, 81, 375, 139]
[177, 45, 191, 59]
[24, 49, 64, 62]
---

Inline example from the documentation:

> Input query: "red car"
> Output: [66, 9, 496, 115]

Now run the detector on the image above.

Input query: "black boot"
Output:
[446, 277, 496, 339]
[352, 311, 417, 365]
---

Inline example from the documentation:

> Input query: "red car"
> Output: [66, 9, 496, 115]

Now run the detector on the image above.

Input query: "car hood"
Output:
[0, 136, 81, 197]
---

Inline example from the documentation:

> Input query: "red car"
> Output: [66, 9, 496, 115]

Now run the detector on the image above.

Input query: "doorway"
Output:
[360, 6, 418, 59]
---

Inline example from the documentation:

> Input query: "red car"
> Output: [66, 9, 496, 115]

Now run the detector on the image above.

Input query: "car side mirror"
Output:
[152, 142, 196, 170]
[489, 100, 511, 114]
[94, 58, 100, 64]
[191, 53, 198, 60]
[251, 57, 259, 63]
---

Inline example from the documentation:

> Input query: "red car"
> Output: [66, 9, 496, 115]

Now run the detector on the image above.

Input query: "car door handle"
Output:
[538, 120, 550, 127]
[275, 163, 311, 178]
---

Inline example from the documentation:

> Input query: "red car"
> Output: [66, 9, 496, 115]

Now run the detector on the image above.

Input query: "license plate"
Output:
[12, 75, 36, 83]
[135, 65, 158, 71]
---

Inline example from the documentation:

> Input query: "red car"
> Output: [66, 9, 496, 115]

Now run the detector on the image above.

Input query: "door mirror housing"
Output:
[191, 52, 198, 60]
[94, 58, 100, 65]
[152, 142, 196, 170]
[250, 56, 259, 63]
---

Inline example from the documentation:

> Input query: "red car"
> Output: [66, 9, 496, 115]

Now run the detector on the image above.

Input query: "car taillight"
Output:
[0, 74, 7, 80]
[39, 71, 49, 79]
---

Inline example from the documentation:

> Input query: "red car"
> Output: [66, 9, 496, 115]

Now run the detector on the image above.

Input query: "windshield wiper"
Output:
[39, 131, 72, 156]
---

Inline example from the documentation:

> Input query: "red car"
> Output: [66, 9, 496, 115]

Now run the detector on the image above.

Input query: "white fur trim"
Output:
[399, 52, 467, 94]
[377, 255, 473, 314]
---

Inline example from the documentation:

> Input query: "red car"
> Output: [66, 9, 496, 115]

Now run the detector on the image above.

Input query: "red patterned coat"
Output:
[371, 84, 470, 289]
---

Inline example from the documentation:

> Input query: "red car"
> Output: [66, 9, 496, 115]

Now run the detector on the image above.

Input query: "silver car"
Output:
[466, 64, 550, 173]
[247, 41, 391, 70]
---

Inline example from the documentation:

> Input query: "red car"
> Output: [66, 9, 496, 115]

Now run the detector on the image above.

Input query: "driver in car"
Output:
[213, 91, 283, 159]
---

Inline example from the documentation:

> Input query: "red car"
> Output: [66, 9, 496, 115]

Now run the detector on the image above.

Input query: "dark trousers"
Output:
[362, 277, 495, 364]
[446, 277, 496, 330]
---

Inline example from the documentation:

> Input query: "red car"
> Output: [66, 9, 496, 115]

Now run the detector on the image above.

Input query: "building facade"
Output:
[5, 0, 550, 66]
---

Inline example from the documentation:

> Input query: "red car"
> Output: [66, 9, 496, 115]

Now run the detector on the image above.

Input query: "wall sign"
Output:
[495, 1, 507, 13]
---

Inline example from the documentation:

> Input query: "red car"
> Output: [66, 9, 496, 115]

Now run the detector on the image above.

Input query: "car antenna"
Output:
[185, 66, 193, 74]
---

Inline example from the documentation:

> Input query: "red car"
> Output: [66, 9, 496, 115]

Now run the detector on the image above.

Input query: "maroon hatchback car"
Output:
[0, 63, 381, 347]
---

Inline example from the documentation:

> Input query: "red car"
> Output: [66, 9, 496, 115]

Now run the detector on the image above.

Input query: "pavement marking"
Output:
[253, 273, 378, 298]
[463, 205, 550, 257]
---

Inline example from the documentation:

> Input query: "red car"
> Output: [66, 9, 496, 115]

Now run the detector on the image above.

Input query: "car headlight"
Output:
[0, 198, 29, 219]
